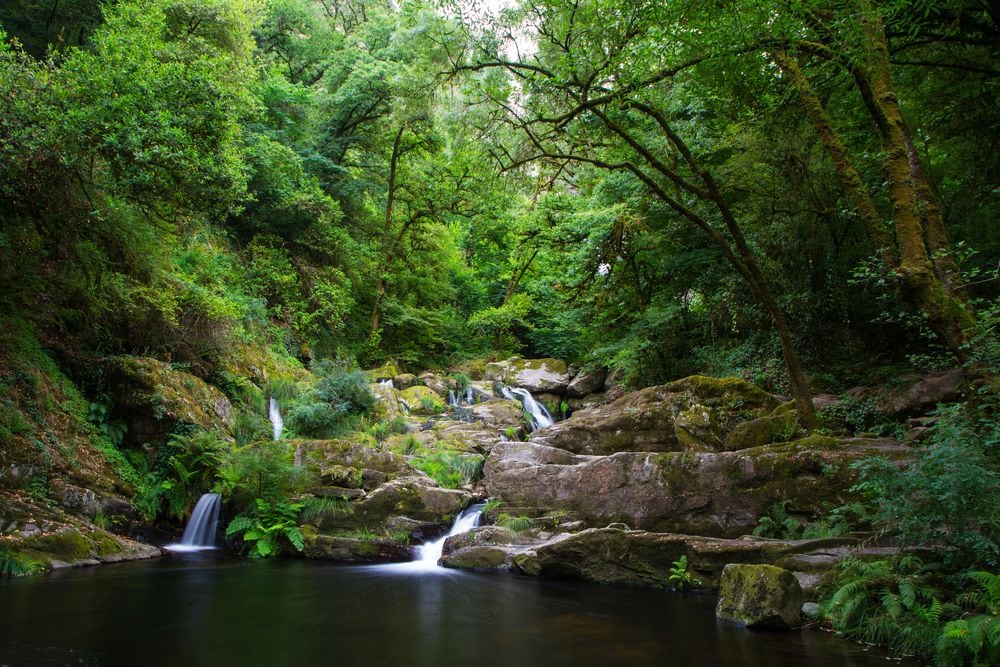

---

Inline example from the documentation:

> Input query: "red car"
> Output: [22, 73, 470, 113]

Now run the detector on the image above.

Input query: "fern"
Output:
[668, 555, 702, 590]
[226, 499, 305, 558]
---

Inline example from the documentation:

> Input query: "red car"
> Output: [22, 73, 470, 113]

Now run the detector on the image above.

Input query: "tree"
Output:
[459, 0, 819, 424]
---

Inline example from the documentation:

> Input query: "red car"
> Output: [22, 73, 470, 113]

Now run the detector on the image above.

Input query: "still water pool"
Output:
[1, 552, 893, 666]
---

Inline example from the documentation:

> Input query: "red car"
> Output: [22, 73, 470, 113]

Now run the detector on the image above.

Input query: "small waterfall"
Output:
[378, 379, 394, 388]
[466, 387, 474, 404]
[412, 504, 484, 569]
[268, 397, 283, 441]
[499, 385, 554, 431]
[448, 390, 458, 407]
[165, 493, 220, 552]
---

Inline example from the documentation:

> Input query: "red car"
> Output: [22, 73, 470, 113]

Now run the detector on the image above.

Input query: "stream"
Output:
[0, 553, 896, 667]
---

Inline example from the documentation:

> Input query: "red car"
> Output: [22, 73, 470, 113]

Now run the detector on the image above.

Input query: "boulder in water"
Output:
[716, 564, 804, 629]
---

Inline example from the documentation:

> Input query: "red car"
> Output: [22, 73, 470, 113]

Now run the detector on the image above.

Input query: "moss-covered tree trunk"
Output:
[860, 14, 977, 357]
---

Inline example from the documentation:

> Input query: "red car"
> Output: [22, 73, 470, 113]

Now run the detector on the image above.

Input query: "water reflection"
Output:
[0, 554, 901, 667]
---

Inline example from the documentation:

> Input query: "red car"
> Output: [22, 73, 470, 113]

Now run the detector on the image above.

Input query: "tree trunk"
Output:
[369, 126, 405, 337]
[860, 15, 976, 356]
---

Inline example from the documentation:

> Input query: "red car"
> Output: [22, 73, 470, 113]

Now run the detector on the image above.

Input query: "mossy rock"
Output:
[364, 363, 400, 382]
[716, 564, 803, 629]
[441, 545, 515, 570]
[320, 465, 363, 489]
[105, 356, 233, 445]
[372, 384, 405, 420]
[302, 532, 413, 562]
[399, 386, 446, 415]
[724, 410, 802, 451]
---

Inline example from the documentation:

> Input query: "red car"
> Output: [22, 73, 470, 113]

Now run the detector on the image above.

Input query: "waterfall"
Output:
[165, 493, 220, 552]
[448, 390, 458, 407]
[268, 397, 283, 441]
[409, 504, 484, 570]
[499, 385, 554, 431]
[378, 379, 394, 388]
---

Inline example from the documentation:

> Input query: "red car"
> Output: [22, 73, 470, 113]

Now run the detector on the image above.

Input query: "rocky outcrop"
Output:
[372, 383, 405, 419]
[442, 525, 882, 594]
[485, 358, 570, 394]
[531, 376, 782, 455]
[105, 356, 234, 445]
[484, 436, 908, 537]
[716, 564, 804, 629]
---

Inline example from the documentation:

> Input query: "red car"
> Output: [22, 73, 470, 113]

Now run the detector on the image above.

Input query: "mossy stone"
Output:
[716, 563, 803, 629]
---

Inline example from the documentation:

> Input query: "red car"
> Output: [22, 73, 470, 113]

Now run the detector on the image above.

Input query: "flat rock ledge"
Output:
[441, 526, 893, 596]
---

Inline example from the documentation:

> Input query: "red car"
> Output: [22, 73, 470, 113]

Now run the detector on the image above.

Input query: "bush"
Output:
[851, 402, 1000, 569]
[225, 498, 304, 558]
[285, 360, 375, 438]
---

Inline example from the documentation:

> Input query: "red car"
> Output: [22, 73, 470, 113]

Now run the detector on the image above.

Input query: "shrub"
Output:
[668, 555, 702, 590]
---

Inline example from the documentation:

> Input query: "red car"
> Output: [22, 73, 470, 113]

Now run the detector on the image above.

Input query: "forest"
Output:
[0, 1, 998, 665]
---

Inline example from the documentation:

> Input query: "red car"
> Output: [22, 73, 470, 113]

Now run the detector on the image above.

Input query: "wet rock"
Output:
[419, 373, 451, 398]
[364, 363, 400, 381]
[469, 399, 526, 429]
[303, 532, 413, 562]
[716, 564, 803, 629]
[485, 357, 570, 394]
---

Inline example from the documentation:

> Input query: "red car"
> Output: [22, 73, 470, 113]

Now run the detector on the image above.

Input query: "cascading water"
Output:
[165, 493, 220, 552]
[269, 397, 283, 441]
[391, 504, 484, 572]
[499, 385, 554, 431]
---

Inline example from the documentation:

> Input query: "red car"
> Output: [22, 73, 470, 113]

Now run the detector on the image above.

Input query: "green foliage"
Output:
[823, 556, 948, 659]
[851, 402, 1000, 569]
[753, 500, 869, 540]
[496, 513, 532, 534]
[668, 555, 702, 590]
[215, 442, 305, 510]
[367, 416, 408, 442]
[160, 430, 226, 520]
[299, 496, 353, 525]
[0, 550, 42, 577]
[285, 361, 375, 438]
[409, 451, 484, 489]
[937, 572, 1000, 667]
[225, 498, 304, 558]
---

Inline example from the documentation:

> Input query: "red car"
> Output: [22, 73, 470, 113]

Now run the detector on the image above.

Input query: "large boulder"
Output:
[372, 383, 405, 420]
[566, 368, 608, 397]
[469, 399, 526, 429]
[399, 386, 446, 415]
[484, 436, 908, 537]
[294, 439, 413, 479]
[485, 357, 570, 394]
[716, 564, 804, 629]
[532, 376, 781, 456]
[878, 371, 965, 416]
[302, 530, 413, 563]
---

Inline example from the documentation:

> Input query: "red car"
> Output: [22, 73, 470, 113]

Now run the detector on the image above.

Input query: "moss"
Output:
[664, 375, 777, 410]
[716, 563, 803, 629]
[398, 386, 445, 415]
[724, 411, 802, 450]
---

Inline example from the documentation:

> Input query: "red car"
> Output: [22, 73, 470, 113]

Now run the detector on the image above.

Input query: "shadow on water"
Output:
[1, 554, 904, 667]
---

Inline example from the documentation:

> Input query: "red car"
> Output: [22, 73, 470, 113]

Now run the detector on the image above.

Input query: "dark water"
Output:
[1, 554, 891, 667]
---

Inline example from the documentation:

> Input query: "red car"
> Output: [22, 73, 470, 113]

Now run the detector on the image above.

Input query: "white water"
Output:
[165, 493, 220, 552]
[499, 385, 554, 431]
[269, 397, 283, 440]
[385, 504, 484, 573]
[378, 379, 394, 388]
